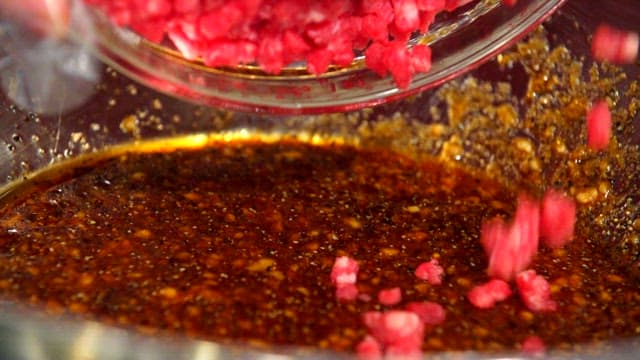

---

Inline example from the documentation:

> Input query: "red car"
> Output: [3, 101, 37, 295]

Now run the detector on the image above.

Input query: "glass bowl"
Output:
[0, 1, 638, 359]
[71, 0, 565, 114]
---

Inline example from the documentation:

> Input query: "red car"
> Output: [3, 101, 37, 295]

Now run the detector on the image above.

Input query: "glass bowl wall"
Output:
[73, 0, 565, 114]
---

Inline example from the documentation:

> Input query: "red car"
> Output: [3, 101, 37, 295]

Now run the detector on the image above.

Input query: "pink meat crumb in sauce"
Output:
[516, 270, 557, 312]
[414, 259, 444, 285]
[405, 301, 446, 325]
[362, 310, 425, 358]
[331, 256, 359, 285]
[356, 335, 383, 360]
[467, 279, 512, 309]
[331, 256, 360, 301]
[481, 195, 540, 281]
[335, 283, 359, 301]
[378, 287, 403, 306]
[592, 23, 639, 64]
[586, 100, 612, 151]
[540, 190, 576, 249]
[83, 0, 485, 88]
[521, 335, 546, 356]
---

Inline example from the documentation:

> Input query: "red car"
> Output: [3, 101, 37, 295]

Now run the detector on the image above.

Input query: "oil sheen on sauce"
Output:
[0, 136, 638, 354]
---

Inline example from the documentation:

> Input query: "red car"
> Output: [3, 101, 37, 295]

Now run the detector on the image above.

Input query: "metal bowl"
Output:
[0, 0, 638, 359]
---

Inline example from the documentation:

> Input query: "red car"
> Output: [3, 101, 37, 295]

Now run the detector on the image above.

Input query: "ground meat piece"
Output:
[356, 335, 383, 360]
[173, 0, 199, 14]
[383, 41, 414, 89]
[364, 42, 390, 76]
[130, 18, 167, 43]
[306, 48, 335, 75]
[467, 279, 512, 309]
[392, 0, 420, 33]
[378, 287, 402, 306]
[331, 256, 359, 285]
[481, 195, 540, 281]
[414, 259, 443, 285]
[540, 190, 576, 248]
[586, 100, 612, 151]
[256, 33, 286, 74]
[362, 310, 425, 358]
[167, 25, 202, 60]
[405, 301, 446, 325]
[410, 44, 433, 73]
[416, 0, 445, 12]
[331, 256, 360, 301]
[336, 283, 359, 301]
[516, 270, 557, 312]
[445, 0, 473, 11]
[521, 335, 546, 356]
[591, 23, 639, 64]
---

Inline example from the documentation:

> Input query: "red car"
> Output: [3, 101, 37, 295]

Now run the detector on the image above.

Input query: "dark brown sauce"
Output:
[0, 139, 638, 353]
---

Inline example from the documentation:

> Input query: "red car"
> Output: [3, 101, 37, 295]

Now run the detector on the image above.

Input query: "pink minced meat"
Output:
[335, 283, 359, 301]
[361, 310, 425, 358]
[481, 195, 540, 281]
[586, 100, 612, 151]
[414, 259, 443, 285]
[84, 0, 479, 88]
[540, 190, 576, 249]
[405, 301, 446, 325]
[356, 335, 383, 360]
[364, 41, 433, 89]
[331, 255, 359, 285]
[592, 23, 639, 65]
[516, 270, 557, 312]
[467, 279, 512, 309]
[331, 255, 360, 301]
[378, 287, 402, 306]
[521, 335, 546, 356]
